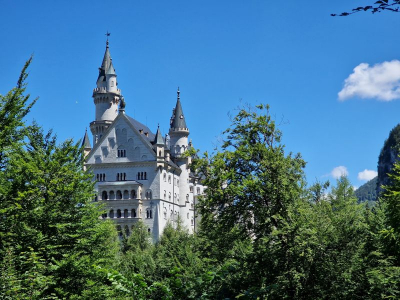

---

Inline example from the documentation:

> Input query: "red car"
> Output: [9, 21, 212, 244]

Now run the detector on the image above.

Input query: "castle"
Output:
[83, 39, 204, 240]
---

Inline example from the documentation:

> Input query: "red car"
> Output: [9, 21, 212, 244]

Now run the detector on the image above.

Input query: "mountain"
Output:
[355, 176, 377, 204]
[377, 124, 400, 196]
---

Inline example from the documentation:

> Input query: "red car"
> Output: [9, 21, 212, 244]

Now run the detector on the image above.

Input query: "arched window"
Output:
[109, 210, 114, 218]
[168, 175, 171, 183]
[117, 209, 122, 218]
[117, 173, 120, 181]
[124, 209, 128, 218]
[164, 190, 166, 200]
[131, 209, 137, 218]
[144, 172, 147, 180]
[116, 190, 122, 200]
[117, 225, 122, 237]
[96, 174, 99, 181]
[146, 209, 153, 219]
[137, 172, 140, 180]
[163, 172, 166, 182]
[197, 187, 201, 194]
[169, 192, 171, 201]
[186, 194, 189, 202]
[191, 218, 194, 225]
[159, 150, 161, 157]
[124, 225, 129, 236]
[102, 213, 107, 219]
[103, 174, 106, 181]
[109, 191, 115, 200]
[123, 173, 126, 180]
[117, 148, 126, 158]
[123, 190, 129, 199]
[102, 191, 108, 200]
[145, 190, 152, 200]
[140, 172, 143, 180]
[148, 228, 151, 233]
[131, 190, 136, 199]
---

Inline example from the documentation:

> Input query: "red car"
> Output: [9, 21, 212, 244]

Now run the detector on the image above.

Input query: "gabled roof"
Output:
[126, 116, 156, 147]
[81, 129, 91, 149]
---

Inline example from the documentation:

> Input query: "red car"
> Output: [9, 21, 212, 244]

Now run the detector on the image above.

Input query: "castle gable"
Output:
[86, 114, 156, 165]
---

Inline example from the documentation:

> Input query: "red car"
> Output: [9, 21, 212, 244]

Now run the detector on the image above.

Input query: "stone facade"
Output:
[83, 40, 204, 241]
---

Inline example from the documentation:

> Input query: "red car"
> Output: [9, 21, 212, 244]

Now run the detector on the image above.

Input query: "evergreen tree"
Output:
[0, 62, 120, 298]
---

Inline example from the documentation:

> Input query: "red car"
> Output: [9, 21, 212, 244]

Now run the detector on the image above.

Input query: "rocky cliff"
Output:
[377, 124, 400, 196]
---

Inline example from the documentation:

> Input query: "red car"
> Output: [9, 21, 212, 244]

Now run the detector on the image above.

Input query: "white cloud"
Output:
[338, 60, 400, 101]
[331, 166, 349, 179]
[358, 169, 378, 181]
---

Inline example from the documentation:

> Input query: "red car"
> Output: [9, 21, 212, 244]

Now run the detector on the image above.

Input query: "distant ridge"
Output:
[355, 176, 377, 205]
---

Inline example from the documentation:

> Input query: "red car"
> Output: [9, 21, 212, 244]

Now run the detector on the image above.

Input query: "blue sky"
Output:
[2, 0, 400, 188]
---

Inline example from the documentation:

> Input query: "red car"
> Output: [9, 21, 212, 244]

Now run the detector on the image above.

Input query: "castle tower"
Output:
[169, 87, 189, 157]
[81, 128, 92, 157]
[169, 88, 190, 207]
[90, 37, 121, 144]
[154, 125, 165, 169]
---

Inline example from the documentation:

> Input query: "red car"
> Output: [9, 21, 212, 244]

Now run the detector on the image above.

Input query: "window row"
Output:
[102, 208, 153, 219]
[117, 173, 126, 181]
[101, 189, 137, 200]
[162, 173, 180, 186]
[96, 173, 106, 181]
[117, 149, 126, 157]
[137, 172, 147, 180]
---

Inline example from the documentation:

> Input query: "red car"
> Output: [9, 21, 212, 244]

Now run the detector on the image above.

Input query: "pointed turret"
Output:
[154, 125, 165, 167]
[154, 125, 165, 145]
[97, 40, 112, 86]
[170, 88, 188, 131]
[90, 34, 122, 144]
[82, 129, 92, 157]
[169, 88, 189, 159]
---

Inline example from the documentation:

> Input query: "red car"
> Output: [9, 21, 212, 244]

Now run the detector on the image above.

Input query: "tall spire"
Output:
[82, 128, 92, 150]
[97, 32, 113, 85]
[170, 87, 187, 130]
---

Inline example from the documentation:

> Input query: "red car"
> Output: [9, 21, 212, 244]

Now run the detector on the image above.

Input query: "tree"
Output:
[0, 57, 36, 168]
[0, 124, 120, 298]
[190, 104, 307, 298]
[331, 0, 400, 16]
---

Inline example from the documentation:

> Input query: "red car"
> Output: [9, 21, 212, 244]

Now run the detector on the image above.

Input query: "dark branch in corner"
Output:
[331, 0, 400, 16]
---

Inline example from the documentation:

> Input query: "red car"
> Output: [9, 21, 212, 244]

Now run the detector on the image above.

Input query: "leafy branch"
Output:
[331, 0, 400, 16]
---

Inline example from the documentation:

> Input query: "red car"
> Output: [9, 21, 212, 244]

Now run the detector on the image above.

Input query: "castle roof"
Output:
[106, 60, 116, 75]
[154, 126, 165, 145]
[81, 129, 91, 149]
[170, 88, 187, 130]
[97, 41, 113, 83]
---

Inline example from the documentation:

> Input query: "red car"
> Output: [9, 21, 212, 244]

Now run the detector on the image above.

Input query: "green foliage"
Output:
[4, 62, 400, 299]
[0, 62, 120, 298]
[331, 0, 400, 16]
[355, 176, 377, 204]
[0, 57, 36, 168]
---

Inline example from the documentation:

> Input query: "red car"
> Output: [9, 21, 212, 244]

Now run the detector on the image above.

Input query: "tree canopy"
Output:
[331, 0, 400, 16]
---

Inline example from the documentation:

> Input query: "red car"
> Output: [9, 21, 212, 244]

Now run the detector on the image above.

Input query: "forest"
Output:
[2, 59, 400, 299]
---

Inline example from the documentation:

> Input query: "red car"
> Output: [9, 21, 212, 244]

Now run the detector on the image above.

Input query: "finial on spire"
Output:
[177, 87, 180, 101]
[105, 31, 111, 47]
